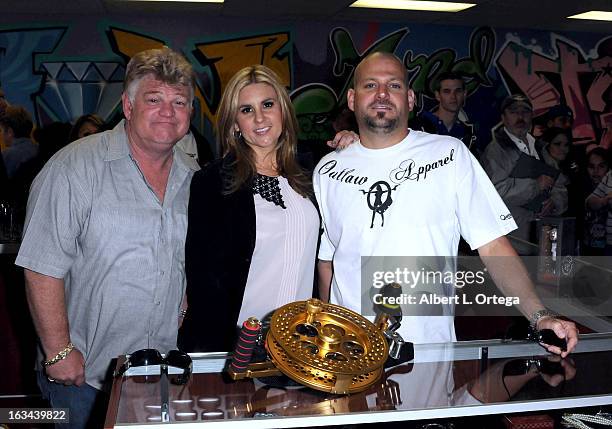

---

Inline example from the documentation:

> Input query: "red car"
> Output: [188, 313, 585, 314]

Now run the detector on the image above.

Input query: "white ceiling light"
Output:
[350, 0, 476, 12]
[120, 0, 224, 3]
[567, 11, 612, 21]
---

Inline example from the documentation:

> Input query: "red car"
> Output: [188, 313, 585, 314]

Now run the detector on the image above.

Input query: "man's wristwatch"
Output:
[530, 309, 558, 330]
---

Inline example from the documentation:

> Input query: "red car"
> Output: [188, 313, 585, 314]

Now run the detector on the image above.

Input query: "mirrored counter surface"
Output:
[108, 333, 612, 428]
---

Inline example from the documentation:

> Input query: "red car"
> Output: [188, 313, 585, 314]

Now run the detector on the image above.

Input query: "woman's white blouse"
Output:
[237, 176, 319, 325]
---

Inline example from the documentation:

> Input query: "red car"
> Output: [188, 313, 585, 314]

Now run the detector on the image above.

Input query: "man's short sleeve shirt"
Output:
[15, 121, 199, 389]
[313, 130, 516, 343]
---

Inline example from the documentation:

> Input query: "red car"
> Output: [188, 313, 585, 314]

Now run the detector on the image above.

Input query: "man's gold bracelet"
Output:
[43, 342, 75, 367]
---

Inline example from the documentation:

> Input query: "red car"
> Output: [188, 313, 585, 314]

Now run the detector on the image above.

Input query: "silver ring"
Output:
[47, 377, 56, 382]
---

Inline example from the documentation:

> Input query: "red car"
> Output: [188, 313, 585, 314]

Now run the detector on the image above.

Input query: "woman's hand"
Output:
[327, 130, 359, 150]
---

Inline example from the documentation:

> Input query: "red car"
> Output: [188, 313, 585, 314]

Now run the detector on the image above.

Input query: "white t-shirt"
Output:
[237, 176, 319, 324]
[313, 130, 517, 344]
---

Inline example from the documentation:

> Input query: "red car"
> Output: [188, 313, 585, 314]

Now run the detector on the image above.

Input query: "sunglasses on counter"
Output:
[502, 357, 564, 378]
[114, 348, 192, 384]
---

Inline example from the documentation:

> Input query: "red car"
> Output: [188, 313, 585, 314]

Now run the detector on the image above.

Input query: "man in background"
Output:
[413, 71, 476, 153]
[482, 95, 567, 255]
[0, 105, 37, 179]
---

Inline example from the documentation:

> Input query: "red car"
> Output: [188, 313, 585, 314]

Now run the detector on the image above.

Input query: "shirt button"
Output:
[155, 300, 161, 306]
[160, 270, 165, 276]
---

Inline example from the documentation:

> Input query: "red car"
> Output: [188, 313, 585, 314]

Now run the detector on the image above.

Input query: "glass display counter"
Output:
[105, 333, 612, 428]
[0, 241, 19, 255]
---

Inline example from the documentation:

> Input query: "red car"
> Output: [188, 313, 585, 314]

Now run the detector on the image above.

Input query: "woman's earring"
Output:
[234, 129, 242, 140]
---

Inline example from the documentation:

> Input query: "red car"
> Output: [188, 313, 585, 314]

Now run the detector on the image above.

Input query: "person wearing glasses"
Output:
[178, 65, 342, 352]
[16, 48, 199, 429]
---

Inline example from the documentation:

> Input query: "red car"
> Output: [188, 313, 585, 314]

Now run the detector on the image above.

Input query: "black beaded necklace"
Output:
[252, 174, 286, 209]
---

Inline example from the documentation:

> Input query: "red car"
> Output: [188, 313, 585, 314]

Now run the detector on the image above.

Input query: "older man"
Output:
[16, 47, 199, 428]
[314, 53, 577, 356]
[481, 95, 567, 254]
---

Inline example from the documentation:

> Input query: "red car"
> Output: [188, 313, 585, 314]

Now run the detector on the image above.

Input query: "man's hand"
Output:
[536, 316, 579, 358]
[477, 237, 580, 357]
[539, 355, 576, 387]
[327, 130, 359, 150]
[537, 198, 555, 216]
[45, 348, 86, 386]
[586, 191, 612, 210]
[536, 175, 554, 192]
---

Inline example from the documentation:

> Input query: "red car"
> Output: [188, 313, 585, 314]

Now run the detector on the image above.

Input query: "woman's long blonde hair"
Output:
[216, 65, 311, 197]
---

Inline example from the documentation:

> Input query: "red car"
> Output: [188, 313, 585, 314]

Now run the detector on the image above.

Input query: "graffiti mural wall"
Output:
[0, 19, 610, 154]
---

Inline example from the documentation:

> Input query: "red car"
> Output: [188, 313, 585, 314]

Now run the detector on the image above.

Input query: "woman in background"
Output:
[587, 149, 612, 256]
[581, 147, 609, 255]
[178, 65, 320, 352]
[539, 127, 572, 168]
[538, 127, 572, 216]
[68, 114, 105, 142]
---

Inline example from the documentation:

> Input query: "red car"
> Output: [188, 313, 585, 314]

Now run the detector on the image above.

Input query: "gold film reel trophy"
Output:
[228, 298, 402, 395]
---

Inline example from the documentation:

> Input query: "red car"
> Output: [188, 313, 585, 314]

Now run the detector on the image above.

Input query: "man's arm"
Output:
[25, 269, 85, 385]
[477, 236, 578, 357]
[586, 172, 612, 210]
[586, 192, 612, 210]
[317, 260, 333, 303]
[481, 145, 540, 207]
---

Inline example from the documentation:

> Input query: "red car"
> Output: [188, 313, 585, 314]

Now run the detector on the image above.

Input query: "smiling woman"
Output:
[178, 65, 320, 353]
[234, 82, 283, 164]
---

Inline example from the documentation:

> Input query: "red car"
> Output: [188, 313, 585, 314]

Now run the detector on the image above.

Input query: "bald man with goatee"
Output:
[313, 52, 577, 356]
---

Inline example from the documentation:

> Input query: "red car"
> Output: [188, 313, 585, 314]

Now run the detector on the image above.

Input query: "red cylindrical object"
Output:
[229, 317, 261, 373]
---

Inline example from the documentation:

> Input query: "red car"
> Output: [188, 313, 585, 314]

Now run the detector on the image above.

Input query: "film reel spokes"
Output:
[229, 298, 389, 394]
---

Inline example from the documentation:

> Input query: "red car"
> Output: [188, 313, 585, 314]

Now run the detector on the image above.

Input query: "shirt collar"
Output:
[104, 119, 200, 172]
[424, 110, 463, 135]
[173, 135, 200, 172]
[104, 120, 131, 161]
[503, 127, 539, 159]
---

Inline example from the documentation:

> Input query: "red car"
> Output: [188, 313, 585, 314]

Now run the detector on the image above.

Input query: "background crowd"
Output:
[2, 70, 609, 257]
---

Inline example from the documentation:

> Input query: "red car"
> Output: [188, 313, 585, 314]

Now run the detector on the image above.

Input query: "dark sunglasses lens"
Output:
[116, 349, 162, 377]
[130, 349, 163, 367]
[166, 350, 192, 370]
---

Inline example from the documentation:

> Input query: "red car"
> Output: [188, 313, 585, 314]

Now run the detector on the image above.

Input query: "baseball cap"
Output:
[547, 104, 573, 120]
[501, 94, 533, 112]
